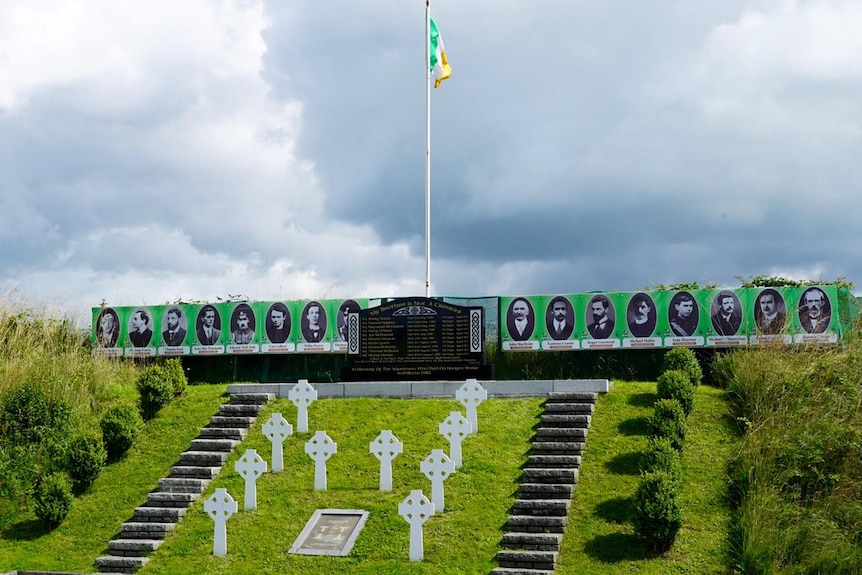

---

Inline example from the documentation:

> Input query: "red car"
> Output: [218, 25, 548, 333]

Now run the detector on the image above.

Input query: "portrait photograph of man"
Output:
[506, 297, 535, 341]
[96, 307, 120, 348]
[754, 288, 787, 335]
[301, 300, 327, 343]
[710, 290, 742, 336]
[128, 308, 154, 348]
[798, 287, 832, 334]
[196, 304, 222, 345]
[544, 296, 575, 341]
[161, 306, 188, 346]
[586, 294, 615, 339]
[265, 302, 291, 344]
[230, 303, 256, 345]
[668, 291, 699, 337]
[626, 292, 656, 338]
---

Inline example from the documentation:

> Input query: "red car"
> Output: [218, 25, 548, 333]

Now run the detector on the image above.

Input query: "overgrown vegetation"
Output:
[0, 293, 139, 530]
[714, 333, 862, 574]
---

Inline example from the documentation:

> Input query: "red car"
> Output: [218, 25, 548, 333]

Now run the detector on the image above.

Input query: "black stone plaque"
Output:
[341, 297, 493, 381]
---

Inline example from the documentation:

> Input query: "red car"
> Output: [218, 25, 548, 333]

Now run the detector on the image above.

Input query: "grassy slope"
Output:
[558, 381, 739, 575]
[0, 384, 229, 572]
[0, 382, 737, 574]
[139, 396, 543, 575]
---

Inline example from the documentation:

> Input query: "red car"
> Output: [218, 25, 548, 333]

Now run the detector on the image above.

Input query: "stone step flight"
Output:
[490, 391, 597, 575]
[93, 391, 273, 575]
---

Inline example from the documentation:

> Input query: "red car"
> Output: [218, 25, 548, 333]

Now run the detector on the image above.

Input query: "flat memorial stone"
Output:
[288, 509, 370, 556]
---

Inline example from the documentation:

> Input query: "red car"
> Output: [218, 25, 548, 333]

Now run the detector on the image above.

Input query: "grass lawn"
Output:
[557, 381, 740, 575]
[0, 382, 738, 574]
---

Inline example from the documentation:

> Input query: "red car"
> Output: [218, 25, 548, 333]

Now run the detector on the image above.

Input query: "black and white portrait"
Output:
[265, 302, 291, 344]
[754, 288, 787, 335]
[506, 297, 535, 341]
[96, 307, 120, 348]
[301, 301, 327, 343]
[626, 293, 656, 338]
[798, 287, 832, 334]
[196, 304, 222, 345]
[230, 303, 256, 345]
[710, 290, 742, 336]
[668, 291, 699, 337]
[586, 294, 615, 339]
[545, 296, 575, 340]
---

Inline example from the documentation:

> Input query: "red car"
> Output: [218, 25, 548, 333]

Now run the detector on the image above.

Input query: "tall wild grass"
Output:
[714, 324, 862, 575]
[0, 292, 140, 527]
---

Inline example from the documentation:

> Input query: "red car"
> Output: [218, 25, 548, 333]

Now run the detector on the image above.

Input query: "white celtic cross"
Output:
[289, 379, 318, 433]
[439, 411, 472, 469]
[456, 379, 487, 432]
[204, 488, 237, 556]
[262, 412, 293, 472]
[420, 449, 455, 513]
[305, 431, 336, 490]
[370, 430, 403, 491]
[235, 449, 267, 510]
[398, 489, 435, 561]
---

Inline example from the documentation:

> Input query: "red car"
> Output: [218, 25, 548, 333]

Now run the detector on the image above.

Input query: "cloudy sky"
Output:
[2, 0, 860, 320]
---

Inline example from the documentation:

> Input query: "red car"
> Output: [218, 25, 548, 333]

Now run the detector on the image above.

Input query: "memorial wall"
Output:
[92, 286, 853, 357]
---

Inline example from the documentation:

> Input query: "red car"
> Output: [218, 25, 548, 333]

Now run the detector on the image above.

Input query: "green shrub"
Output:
[0, 383, 71, 445]
[656, 369, 696, 417]
[65, 433, 106, 491]
[640, 436, 682, 481]
[649, 398, 687, 451]
[138, 365, 174, 419]
[632, 470, 683, 553]
[663, 347, 702, 387]
[100, 403, 142, 461]
[34, 472, 74, 530]
[163, 358, 188, 397]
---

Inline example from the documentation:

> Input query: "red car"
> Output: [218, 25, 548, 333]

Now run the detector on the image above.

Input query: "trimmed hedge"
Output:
[639, 436, 682, 481]
[65, 433, 106, 492]
[138, 365, 174, 420]
[100, 403, 142, 461]
[632, 470, 683, 553]
[662, 347, 703, 387]
[656, 369, 696, 417]
[649, 398, 687, 451]
[34, 472, 74, 530]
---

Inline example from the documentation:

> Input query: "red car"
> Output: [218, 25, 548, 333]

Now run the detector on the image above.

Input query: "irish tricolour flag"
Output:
[429, 18, 451, 88]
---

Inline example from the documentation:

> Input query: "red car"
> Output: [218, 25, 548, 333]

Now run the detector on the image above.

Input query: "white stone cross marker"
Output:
[262, 413, 293, 472]
[305, 431, 336, 490]
[370, 430, 403, 491]
[204, 488, 237, 556]
[289, 379, 317, 433]
[439, 411, 472, 469]
[398, 490, 435, 561]
[456, 379, 487, 433]
[420, 449, 455, 513]
[235, 449, 267, 510]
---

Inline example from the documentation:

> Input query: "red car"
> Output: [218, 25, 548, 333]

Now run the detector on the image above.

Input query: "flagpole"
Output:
[424, 0, 432, 298]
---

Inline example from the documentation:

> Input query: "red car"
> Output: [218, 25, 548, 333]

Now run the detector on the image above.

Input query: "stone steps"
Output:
[493, 392, 597, 574]
[95, 391, 275, 573]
